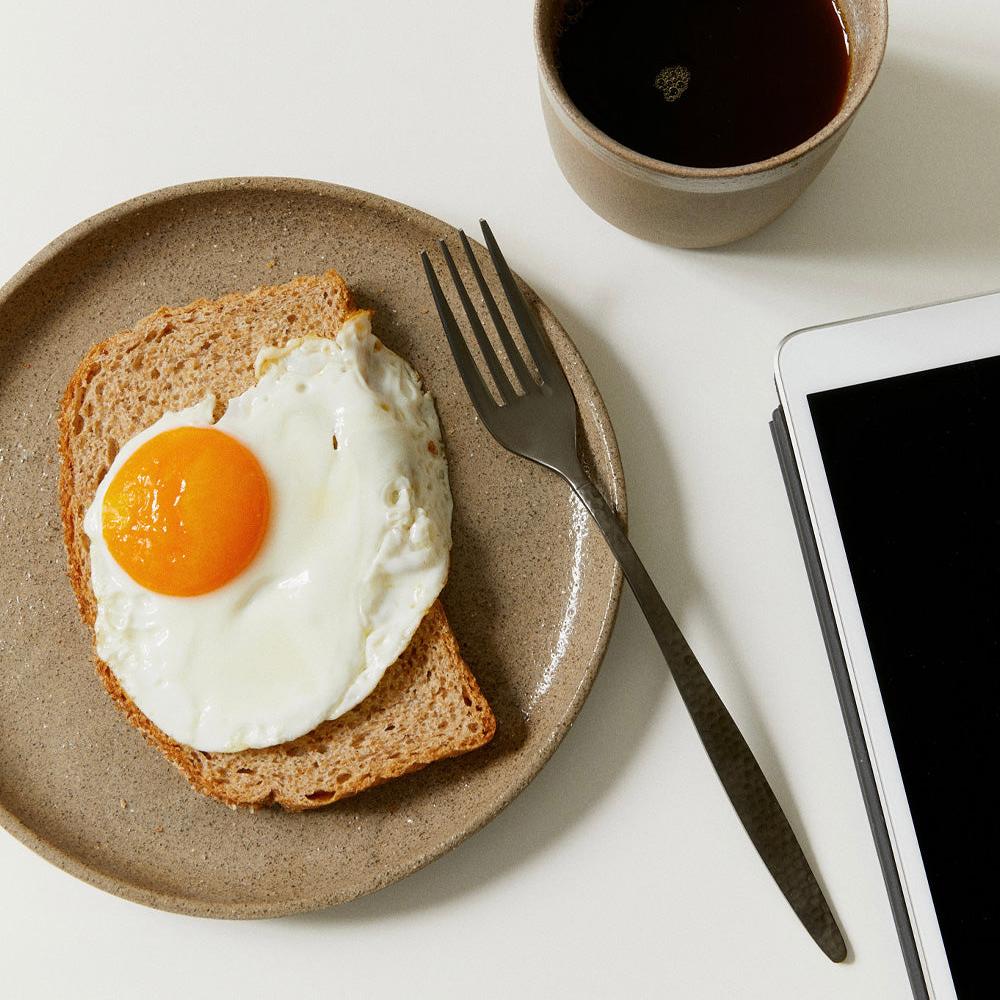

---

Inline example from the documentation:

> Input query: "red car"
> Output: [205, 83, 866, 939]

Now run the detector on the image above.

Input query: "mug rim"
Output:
[533, 0, 890, 181]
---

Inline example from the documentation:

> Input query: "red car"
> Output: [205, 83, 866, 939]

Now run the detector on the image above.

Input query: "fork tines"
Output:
[421, 220, 564, 410]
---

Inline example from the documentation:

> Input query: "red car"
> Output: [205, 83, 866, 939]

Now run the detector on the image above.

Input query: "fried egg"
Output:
[83, 313, 452, 752]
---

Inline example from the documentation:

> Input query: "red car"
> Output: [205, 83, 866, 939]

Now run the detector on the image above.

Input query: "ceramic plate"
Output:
[0, 178, 624, 917]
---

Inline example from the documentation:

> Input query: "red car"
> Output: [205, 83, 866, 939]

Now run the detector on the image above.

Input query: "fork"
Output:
[421, 221, 847, 963]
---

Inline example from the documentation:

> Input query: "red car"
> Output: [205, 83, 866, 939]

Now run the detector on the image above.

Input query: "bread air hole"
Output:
[305, 790, 336, 803]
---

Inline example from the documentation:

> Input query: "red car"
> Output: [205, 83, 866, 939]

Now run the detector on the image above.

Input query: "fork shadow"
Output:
[531, 294, 846, 939]
[536, 289, 821, 851]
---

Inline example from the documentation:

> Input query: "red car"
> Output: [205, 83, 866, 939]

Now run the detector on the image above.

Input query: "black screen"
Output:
[809, 357, 1000, 996]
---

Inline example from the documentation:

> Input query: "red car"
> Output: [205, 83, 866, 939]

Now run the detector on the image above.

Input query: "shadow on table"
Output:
[719, 49, 1000, 267]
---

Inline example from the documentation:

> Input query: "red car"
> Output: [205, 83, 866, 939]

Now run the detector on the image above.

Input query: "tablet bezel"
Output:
[775, 289, 1000, 1000]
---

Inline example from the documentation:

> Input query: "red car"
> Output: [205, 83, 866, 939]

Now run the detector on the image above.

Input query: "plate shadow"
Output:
[291, 292, 682, 925]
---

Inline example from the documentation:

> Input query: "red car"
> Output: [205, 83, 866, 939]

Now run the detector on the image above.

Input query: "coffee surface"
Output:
[556, 0, 850, 168]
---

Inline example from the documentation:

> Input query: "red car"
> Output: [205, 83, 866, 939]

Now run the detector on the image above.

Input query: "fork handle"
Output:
[565, 469, 847, 963]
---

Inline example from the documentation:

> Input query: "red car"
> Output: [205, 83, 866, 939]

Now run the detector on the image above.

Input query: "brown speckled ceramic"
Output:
[0, 178, 625, 917]
[535, 0, 889, 248]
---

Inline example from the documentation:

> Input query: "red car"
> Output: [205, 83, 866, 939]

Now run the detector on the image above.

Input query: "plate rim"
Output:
[0, 176, 626, 918]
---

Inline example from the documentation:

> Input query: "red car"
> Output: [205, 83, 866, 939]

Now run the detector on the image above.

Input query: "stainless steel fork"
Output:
[421, 220, 847, 963]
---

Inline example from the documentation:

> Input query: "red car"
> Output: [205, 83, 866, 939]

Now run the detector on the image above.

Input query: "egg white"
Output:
[83, 313, 452, 752]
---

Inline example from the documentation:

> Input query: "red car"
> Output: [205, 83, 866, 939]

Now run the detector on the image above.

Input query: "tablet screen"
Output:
[809, 356, 1000, 996]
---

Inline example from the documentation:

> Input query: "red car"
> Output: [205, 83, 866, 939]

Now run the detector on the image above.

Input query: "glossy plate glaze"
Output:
[0, 178, 625, 917]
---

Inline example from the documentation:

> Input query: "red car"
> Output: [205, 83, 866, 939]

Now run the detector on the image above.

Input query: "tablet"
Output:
[774, 290, 1000, 1000]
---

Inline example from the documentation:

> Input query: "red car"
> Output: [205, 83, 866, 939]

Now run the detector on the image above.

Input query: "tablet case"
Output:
[770, 406, 930, 1000]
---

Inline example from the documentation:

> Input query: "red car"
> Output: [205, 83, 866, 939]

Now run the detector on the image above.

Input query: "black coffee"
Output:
[555, 0, 850, 168]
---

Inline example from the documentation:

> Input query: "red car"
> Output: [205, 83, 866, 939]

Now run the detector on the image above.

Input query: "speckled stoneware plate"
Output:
[0, 177, 625, 917]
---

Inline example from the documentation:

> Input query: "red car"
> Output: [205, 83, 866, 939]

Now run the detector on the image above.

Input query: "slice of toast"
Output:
[58, 270, 495, 810]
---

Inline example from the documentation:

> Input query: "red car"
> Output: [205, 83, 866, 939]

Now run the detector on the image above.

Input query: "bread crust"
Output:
[58, 271, 495, 810]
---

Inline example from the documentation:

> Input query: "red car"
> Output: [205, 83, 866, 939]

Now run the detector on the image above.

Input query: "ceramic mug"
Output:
[534, 0, 889, 248]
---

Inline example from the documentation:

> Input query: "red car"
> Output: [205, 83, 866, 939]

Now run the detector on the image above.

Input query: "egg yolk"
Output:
[102, 427, 270, 597]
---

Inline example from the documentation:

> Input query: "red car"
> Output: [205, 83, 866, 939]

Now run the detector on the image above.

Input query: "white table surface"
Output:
[2, 1, 997, 996]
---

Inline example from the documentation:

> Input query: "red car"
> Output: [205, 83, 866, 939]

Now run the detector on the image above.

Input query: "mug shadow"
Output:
[722, 49, 1000, 264]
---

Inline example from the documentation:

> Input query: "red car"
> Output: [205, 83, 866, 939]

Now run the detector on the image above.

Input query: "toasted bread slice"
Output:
[58, 270, 495, 810]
